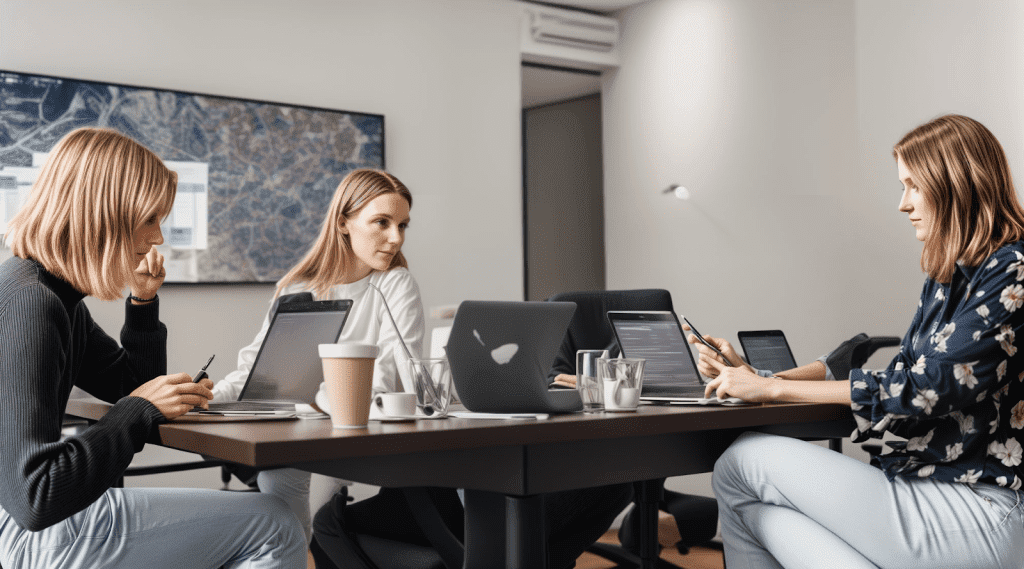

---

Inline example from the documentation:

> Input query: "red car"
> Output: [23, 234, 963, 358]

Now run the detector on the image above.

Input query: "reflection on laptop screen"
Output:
[739, 332, 797, 373]
[241, 307, 350, 403]
[612, 320, 702, 389]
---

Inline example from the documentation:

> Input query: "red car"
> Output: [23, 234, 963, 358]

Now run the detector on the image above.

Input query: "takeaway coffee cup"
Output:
[319, 343, 379, 429]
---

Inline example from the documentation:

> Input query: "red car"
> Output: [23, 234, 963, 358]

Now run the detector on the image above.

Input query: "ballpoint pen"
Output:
[368, 283, 440, 415]
[192, 354, 215, 383]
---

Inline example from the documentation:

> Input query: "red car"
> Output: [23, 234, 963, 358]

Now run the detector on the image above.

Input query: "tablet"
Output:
[737, 330, 797, 374]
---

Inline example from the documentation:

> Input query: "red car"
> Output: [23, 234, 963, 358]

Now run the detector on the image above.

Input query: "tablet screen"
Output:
[738, 330, 797, 373]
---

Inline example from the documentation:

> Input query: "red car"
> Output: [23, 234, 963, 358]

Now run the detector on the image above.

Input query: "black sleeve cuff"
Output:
[123, 296, 161, 331]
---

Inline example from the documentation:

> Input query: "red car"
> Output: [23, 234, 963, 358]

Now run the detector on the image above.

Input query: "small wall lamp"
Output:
[662, 184, 690, 200]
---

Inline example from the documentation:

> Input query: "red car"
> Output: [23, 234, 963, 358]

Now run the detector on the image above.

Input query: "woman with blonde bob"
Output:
[212, 168, 429, 549]
[0, 127, 305, 569]
[691, 114, 1024, 568]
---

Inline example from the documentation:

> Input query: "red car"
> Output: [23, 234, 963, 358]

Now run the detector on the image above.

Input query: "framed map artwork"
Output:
[0, 69, 384, 283]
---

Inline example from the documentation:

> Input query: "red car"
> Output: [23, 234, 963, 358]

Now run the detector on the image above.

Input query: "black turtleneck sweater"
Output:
[0, 256, 166, 531]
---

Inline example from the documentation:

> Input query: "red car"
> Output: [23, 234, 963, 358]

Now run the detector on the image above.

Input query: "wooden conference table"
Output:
[66, 398, 853, 569]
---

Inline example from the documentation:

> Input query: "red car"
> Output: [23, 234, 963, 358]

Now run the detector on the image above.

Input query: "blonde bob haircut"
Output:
[277, 168, 411, 297]
[894, 114, 1024, 284]
[5, 128, 177, 300]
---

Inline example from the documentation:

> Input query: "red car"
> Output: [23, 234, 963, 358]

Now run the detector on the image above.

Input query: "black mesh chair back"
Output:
[546, 289, 674, 382]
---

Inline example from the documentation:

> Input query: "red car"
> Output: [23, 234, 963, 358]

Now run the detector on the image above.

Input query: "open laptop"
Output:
[737, 330, 797, 374]
[203, 299, 353, 413]
[607, 310, 712, 402]
[447, 300, 583, 414]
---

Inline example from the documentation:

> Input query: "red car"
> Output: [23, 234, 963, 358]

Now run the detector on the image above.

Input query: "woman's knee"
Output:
[250, 493, 305, 544]
[313, 492, 346, 537]
[713, 431, 777, 495]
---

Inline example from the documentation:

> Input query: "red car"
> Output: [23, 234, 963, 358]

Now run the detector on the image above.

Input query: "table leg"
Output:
[635, 479, 664, 569]
[506, 494, 546, 569]
[462, 490, 548, 569]
[462, 489, 507, 569]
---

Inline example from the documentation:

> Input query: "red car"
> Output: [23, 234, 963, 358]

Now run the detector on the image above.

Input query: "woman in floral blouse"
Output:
[693, 115, 1024, 568]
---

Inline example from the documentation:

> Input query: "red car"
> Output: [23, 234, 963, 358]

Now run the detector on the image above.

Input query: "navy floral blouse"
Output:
[851, 240, 1024, 488]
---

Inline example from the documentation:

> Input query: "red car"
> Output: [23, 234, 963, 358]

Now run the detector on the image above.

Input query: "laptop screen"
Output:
[737, 330, 797, 374]
[608, 312, 703, 394]
[239, 299, 352, 403]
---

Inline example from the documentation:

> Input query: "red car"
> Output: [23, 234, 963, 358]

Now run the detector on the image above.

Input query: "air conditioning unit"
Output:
[530, 7, 618, 52]
[520, 3, 620, 70]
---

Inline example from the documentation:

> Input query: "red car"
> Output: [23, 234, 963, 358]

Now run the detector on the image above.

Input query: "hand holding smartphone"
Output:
[681, 316, 733, 367]
[192, 354, 215, 383]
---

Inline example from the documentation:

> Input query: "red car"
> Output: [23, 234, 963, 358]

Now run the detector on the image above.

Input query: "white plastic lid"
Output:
[319, 343, 379, 359]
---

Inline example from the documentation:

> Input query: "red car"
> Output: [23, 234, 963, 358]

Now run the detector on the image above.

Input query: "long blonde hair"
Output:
[894, 114, 1024, 283]
[5, 128, 177, 300]
[276, 168, 411, 296]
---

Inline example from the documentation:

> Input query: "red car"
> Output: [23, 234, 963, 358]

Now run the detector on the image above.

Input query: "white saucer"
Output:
[603, 407, 639, 412]
[376, 414, 449, 422]
[376, 415, 418, 422]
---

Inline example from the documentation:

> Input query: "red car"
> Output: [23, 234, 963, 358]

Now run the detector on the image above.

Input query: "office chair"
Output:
[546, 289, 720, 568]
[831, 334, 902, 457]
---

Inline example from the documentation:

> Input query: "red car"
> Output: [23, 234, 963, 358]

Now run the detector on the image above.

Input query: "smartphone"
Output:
[680, 316, 732, 366]
[192, 354, 215, 383]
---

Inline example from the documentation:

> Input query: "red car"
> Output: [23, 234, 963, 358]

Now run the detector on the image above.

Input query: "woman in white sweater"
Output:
[212, 168, 425, 544]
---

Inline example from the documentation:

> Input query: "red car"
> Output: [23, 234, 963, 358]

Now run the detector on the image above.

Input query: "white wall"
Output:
[0, 0, 524, 379]
[606, 0, 1024, 500]
[0, 0, 525, 487]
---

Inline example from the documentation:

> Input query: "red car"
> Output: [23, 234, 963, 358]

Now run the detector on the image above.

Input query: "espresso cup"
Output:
[375, 392, 417, 417]
[319, 343, 379, 429]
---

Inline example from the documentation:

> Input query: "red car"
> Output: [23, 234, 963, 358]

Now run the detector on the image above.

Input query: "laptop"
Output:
[204, 299, 353, 413]
[606, 310, 710, 401]
[737, 330, 797, 374]
[447, 300, 583, 414]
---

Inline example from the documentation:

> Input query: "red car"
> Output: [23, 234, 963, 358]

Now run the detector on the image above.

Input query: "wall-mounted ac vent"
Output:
[520, 3, 620, 70]
[530, 10, 619, 52]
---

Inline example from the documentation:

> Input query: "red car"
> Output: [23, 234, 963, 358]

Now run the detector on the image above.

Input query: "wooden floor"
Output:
[306, 511, 725, 569]
[574, 511, 724, 569]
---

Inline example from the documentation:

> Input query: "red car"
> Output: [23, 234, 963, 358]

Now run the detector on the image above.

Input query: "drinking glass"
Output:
[577, 349, 609, 413]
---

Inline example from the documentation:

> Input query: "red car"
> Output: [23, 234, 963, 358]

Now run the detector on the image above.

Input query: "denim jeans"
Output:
[0, 487, 306, 568]
[714, 431, 1024, 569]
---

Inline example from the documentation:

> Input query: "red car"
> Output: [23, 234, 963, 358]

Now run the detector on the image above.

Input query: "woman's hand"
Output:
[130, 373, 214, 419]
[702, 357, 780, 402]
[130, 246, 166, 302]
[683, 331, 752, 377]
[552, 373, 577, 388]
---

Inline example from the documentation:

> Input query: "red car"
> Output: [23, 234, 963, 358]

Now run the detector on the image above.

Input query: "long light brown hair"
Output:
[894, 114, 1024, 283]
[5, 128, 177, 300]
[277, 168, 411, 296]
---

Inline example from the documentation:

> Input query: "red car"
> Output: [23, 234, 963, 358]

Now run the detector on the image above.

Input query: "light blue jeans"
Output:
[714, 431, 1024, 569]
[0, 487, 306, 568]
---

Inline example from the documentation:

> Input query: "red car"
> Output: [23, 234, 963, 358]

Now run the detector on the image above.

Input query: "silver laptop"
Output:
[447, 300, 583, 413]
[205, 299, 353, 413]
[607, 310, 709, 401]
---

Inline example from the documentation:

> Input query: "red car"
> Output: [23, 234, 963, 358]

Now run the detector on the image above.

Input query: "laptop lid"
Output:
[607, 311, 706, 399]
[237, 299, 353, 403]
[447, 300, 583, 413]
[737, 330, 797, 374]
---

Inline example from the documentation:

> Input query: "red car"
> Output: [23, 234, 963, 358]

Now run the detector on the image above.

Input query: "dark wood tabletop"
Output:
[66, 398, 853, 495]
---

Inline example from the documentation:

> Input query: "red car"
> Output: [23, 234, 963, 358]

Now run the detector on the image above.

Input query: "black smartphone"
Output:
[681, 316, 732, 366]
[192, 354, 215, 383]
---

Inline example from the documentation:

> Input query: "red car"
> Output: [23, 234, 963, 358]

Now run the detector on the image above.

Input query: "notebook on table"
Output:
[607, 311, 743, 405]
[201, 298, 353, 415]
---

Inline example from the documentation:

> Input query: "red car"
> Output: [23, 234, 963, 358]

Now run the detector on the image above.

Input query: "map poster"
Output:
[0, 69, 384, 283]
